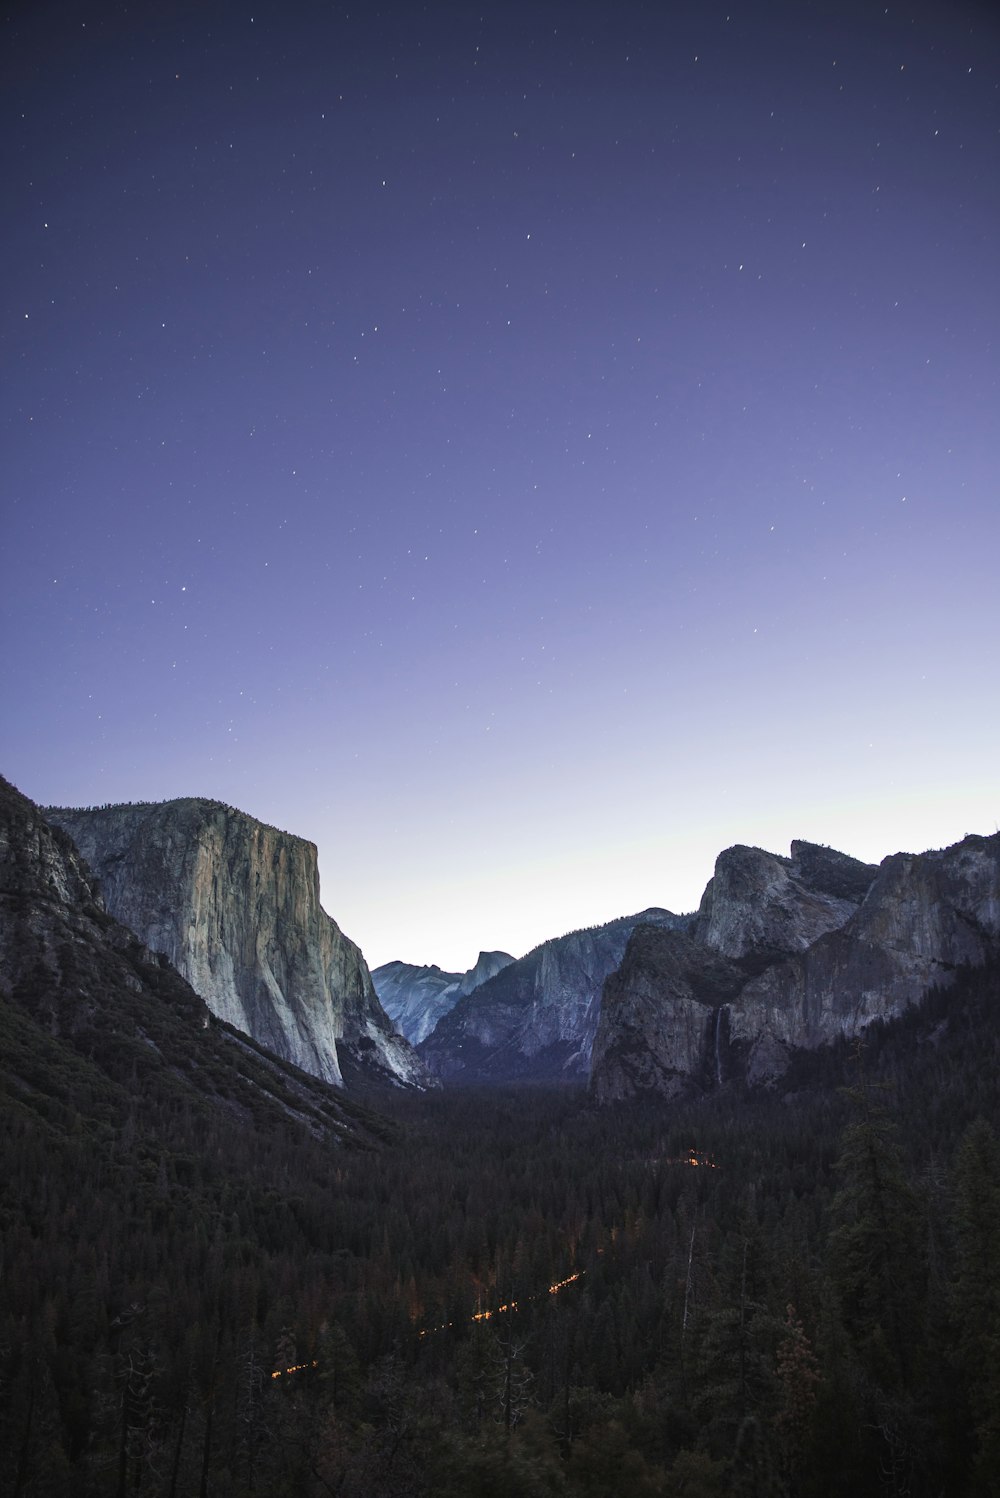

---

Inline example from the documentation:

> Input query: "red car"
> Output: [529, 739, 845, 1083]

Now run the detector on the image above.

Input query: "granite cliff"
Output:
[693, 840, 878, 969]
[0, 775, 386, 1143]
[591, 834, 1000, 1101]
[731, 832, 1000, 1083]
[373, 949, 515, 1045]
[46, 798, 431, 1090]
[590, 927, 747, 1103]
[419, 909, 691, 1083]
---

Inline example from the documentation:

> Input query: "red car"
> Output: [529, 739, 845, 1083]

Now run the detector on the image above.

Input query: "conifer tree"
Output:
[952, 1119, 1000, 1494]
[772, 1304, 820, 1486]
[829, 1079, 925, 1392]
[828, 1073, 928, 1493]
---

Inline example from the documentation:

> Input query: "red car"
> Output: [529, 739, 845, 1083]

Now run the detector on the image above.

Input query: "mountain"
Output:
[45, 797, 432, 1091]
[732, 832, 1000, 1083]
[0, 774, 387, 1145]
[590, 926, 748, 1102]
[418, 909, 692, 1083]
[591, 834, 1000, 1101]
[692, 839, 878, 969]
[5, 771, 1000, 1495]
[373, 949, 515, 1045]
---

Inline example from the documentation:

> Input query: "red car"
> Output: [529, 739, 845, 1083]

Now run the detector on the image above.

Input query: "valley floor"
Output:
[3, 962, 1000, 1496]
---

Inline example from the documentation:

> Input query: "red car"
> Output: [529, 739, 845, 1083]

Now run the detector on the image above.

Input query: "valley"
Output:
[4, 962, 1000, 1496]
[3, 778, 1000, 1494]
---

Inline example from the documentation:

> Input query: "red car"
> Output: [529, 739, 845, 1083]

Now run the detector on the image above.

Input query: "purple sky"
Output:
[3, 0, 998, 972]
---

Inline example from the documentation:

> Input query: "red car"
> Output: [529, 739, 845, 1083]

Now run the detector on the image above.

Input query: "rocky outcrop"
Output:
[732, 833, 1000, 1083]
[373, 950, 514, 1045]
[372, 962, 462, 1046]
[693, 840, 877, 970]
[46, 798, 432, 1090]
[591, 927, 746, 1103]
[419, 910, 691, 1083]
[591, 834, 1000, 1100]
[459, 949, 517, 998]
[0, 776, 384, 1144]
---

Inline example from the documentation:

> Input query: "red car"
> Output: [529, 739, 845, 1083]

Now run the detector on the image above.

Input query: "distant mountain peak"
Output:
[373, 949, 514, 1046]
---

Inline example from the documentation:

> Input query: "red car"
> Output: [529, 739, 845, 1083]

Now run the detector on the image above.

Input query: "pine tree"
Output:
[952, 1119, 1000, 1495]
[828, 1075, 928, 1494]
[692, 1235, 784, 1460]
[829, 1080, 925, 1392]
[771, 1305, 820, 1486]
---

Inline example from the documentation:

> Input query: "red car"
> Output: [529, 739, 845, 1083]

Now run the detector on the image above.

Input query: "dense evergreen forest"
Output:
[2, 958, 1000, 1497]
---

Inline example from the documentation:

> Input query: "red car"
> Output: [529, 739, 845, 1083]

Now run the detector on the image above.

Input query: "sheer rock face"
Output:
[693, 841, 877, 967]
[418, 909, 692, 1083]
[373, 950, 514, 1046]
[0, 776, 387, 1143]
[459, 949, 516, 997]
[590, 927, 745, 1103]
[591, 834, 1000, 1100]
[733, 833, 1000, 1083]
[46, 799, 431, 1090]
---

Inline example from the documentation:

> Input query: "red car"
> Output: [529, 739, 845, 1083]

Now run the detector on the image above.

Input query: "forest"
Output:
[2, 957, 1000, 1497]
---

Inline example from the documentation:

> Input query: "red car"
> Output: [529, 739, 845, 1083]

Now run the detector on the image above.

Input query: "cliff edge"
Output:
[46, 798, 432, 1090]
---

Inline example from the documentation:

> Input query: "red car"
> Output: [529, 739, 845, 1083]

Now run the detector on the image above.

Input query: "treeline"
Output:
[2, 961, 1000, 1495]
[516, 907, 696, 959]
[41, 797, 294, 840]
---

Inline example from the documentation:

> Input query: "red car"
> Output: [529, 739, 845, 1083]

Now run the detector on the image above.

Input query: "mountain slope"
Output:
[591, 833, 1000, 1100]
[732, 832, 1000, 1082]
[693, 839, 878, 969]
[419, 909, 691, 1082]
[46, 798, 431, 1090]
[0, 774, 387, 1146]
[373, 949, 514, 1045]
[590, 926, 748, 1103]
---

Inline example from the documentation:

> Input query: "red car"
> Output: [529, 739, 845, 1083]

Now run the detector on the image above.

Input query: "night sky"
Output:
[3, 0, 998, 972]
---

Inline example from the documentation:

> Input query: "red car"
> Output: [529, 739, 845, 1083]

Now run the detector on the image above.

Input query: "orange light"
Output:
[662, 1150, 718, 1169]
[270, 1359, 318, 1380]
[419, 1265, 586, 1340]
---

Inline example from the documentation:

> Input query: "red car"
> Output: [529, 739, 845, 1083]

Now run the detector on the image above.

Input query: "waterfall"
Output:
[714, 1004, 729, 1087]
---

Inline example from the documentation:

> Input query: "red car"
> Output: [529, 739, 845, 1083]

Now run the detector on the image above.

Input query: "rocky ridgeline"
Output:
[693, 840, 878, 966]
[591, 835, 1000, 1101]
[373, 950, 514, 1045]
[418, 909, 692, 1083]
[28, 789, 1000, 1104]
[46, 798, 432, 1090]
